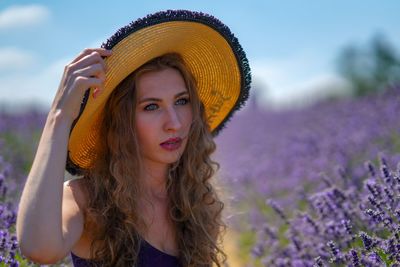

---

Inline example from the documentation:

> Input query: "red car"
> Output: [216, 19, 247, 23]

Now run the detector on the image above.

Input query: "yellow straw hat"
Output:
[67, 10, 251, 174]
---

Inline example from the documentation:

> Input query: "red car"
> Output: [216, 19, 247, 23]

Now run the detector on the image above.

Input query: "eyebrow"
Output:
[138, 91, 189, 104]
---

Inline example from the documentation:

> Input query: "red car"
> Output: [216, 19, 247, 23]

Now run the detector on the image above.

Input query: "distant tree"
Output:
[337, 33, 400, 96]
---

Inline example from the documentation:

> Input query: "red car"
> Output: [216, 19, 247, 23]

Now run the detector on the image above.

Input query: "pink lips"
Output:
[160, 137, 182, 151]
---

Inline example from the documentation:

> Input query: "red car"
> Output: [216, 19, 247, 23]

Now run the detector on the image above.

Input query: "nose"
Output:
[164, 107, 182, 132]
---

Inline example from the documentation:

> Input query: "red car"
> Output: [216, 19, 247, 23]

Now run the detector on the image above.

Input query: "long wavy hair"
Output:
[79, 53, 227, 266]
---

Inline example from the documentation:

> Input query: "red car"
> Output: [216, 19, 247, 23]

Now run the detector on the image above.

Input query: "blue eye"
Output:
[144, 103, 158, 111]
[176, 98, 190, 105]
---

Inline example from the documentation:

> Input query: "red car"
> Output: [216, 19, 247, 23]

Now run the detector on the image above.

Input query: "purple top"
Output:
[71, 240, 181, 267]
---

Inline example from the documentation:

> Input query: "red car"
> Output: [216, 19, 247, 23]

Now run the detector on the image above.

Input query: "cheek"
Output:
[135, 116, 153, 145]
[183, 107, 193, 129]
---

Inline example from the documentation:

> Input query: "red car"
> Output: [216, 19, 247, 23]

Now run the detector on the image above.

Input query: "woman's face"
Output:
[135, 67, 193, 168]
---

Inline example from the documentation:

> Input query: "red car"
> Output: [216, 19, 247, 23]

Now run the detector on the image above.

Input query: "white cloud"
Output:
[0, 36, 112, 111]
[0, 47, 37, 70]
[0, 4, 50, 30]
[274, 74, 352, 108]
[0, 57, 68, 111]
[250, 53, 352, 109]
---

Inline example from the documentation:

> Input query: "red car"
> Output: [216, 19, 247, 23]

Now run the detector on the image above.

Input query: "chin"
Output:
[149, 152, 183, 165]
[164, 155, 184, 165]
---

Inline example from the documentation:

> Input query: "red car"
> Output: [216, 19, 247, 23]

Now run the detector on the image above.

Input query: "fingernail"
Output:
[93, 88, 100, 99]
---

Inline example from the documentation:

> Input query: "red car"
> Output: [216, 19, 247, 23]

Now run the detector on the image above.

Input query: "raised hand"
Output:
[51, 48, 112, 124]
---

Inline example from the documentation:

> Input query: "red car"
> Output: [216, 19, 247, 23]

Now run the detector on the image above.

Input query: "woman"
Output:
[16, 10, 251, 267]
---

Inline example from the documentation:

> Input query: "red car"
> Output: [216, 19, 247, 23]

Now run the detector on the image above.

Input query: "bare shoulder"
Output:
[64, 178, 88, 210]
[64, 178, 102, 259]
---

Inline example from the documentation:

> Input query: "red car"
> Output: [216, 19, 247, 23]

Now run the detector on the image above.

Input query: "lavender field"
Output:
[1, 86, 400, 266]
[214, 85, 400, 266]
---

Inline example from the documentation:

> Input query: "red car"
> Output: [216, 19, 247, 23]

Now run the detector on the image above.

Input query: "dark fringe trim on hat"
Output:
[66, 153, 84, 176]
[66, 10, 251, 175]
[101, 9, 251, 136]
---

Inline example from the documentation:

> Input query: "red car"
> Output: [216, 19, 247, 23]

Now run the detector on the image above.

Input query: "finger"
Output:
[71, 48, 112, 64]
[72, 63, 106, 82]
[66, 53, 108, 79]
[70, 48, 112, 65]
[73, 76, 104, 92]
[65, 64, 104, 90]
[71, 51, 107, 72]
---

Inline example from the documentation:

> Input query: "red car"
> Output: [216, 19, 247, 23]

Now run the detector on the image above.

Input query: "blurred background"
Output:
[1, 0, 399, 110]
[1, 1, 400, 266]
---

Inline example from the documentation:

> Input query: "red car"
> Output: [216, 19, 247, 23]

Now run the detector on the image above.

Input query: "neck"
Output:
[140, 159, 169, 200]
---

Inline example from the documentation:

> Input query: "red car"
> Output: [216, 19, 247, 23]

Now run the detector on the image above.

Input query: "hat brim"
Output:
[67, 10, 251, 174]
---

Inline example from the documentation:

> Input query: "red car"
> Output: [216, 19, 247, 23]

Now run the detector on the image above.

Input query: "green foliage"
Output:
[0, 130, 41, 174]
[0, 252, 35, 267]
[237, 230, 257, 265]
[337, 33, 400, 96]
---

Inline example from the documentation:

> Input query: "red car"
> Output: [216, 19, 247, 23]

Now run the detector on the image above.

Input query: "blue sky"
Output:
[1, 1, 400, 110]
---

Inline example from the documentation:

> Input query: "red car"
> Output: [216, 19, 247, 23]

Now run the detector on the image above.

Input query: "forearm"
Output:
[17, 109, 73, 257]
[16, 48, 110, 261]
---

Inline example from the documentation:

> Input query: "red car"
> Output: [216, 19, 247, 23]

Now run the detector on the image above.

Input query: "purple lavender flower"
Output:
[313, 256, 325, 267]
[365, 161, 377, 177]
[261, 223, 278, 240]
[395, 209, 400, 221]
[359, 231, 376, 251]
[384, 186, 395, 204]
[288, 230, 303, 252]
[327, 240, 343, 263]
[217, 87, 400, 209]
[379, 152, 389, 170]
[385, 237, 397, 260]
[341, 219, 355, 245]
[266, 199, 290, 225]
[365, 208, 384, 224]
[0, 113, 75, 266]
[367, 251, 383, 265]
[249, 150, 400, 266]
[303, 213, 320, 234]
[350, 249, 360, 267]
[319, 172, 333, 188]
[251, 242, 265, 258]
[366, 182, 381, 200]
